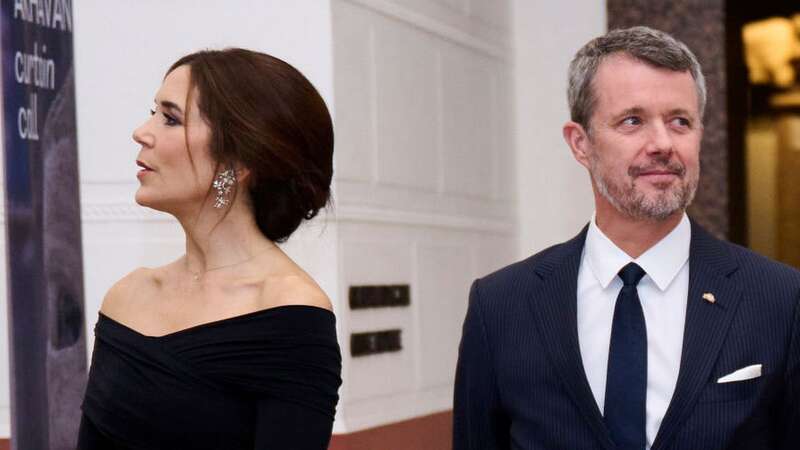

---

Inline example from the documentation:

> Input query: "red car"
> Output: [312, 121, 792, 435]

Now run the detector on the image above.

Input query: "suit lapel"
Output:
[652, 222, 742, 450]
[528, 226, 616, 450]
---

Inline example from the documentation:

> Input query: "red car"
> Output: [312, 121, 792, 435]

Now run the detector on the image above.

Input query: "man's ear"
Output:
[563, 120, 592, 170]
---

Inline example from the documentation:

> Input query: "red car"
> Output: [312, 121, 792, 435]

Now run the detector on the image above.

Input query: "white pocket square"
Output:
[717, 364, 762, 383]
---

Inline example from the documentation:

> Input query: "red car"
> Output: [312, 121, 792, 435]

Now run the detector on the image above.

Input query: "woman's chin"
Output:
[135, 192, 187, 217]
[134, 190, 149, 207]
[134, 191, 163, 211]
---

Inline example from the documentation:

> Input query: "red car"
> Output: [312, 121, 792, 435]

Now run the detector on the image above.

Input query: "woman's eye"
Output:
[149, 108, 179, 126]
[162, 113, 179, 126]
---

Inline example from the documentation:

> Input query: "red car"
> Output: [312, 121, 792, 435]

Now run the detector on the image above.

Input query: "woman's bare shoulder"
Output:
[99, 265, 167, 319]
[258, 272, 333, 313]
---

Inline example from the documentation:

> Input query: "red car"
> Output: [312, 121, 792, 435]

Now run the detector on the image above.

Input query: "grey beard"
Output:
[592, 161, 698, 221]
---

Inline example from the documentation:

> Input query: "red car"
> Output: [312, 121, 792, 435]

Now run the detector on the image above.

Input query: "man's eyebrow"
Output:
[666, 108, 693, 118]
[155, 99, 183, 114]
[611, 107, 645, 121]
[609, 107, 696, 121]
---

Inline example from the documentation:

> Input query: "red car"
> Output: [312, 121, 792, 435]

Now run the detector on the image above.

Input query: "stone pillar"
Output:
[607, 0, 736, 240]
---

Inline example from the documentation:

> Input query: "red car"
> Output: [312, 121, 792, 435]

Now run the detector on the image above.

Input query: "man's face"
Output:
[581, 54, 702, 221]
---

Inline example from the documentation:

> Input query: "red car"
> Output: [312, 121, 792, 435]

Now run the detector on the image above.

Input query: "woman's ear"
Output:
[235, 166, 251, 184]
[562, 121, 592, 170]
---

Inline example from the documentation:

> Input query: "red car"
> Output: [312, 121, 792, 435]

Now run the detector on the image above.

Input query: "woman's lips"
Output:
[136, 160, 154, 179]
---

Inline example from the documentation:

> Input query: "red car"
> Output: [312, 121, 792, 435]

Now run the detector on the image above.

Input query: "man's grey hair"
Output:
[567, 26, 706, 131]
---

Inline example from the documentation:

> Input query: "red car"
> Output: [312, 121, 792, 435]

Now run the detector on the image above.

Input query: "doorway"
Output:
[730, 1, 800, 267]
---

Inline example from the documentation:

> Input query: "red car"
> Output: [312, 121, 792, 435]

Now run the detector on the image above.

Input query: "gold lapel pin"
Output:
[703, 292, 716, 304]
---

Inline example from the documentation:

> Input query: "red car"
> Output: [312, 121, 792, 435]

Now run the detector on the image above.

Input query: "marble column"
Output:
[607, 0, 735, 240]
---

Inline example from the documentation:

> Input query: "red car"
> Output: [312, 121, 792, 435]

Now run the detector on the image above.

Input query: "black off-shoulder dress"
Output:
[77, 305, 342, 450]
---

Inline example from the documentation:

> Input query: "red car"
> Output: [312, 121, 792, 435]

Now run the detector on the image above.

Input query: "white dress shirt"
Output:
[577, 213, 690, 449]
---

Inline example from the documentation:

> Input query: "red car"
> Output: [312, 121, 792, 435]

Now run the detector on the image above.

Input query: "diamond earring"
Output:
[212, 168, 236, 209]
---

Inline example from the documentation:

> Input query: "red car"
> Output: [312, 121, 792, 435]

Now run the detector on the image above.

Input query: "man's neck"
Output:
[594, 208, 685, 259]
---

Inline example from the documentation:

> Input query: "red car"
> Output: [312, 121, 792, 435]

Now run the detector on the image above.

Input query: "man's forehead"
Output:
[593, 55, 699, 114]
[595, 52, 693, 80]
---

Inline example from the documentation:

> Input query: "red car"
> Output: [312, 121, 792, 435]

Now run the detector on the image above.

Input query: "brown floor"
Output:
[329, 410, 452, 450]
[0, 410, 452, 450]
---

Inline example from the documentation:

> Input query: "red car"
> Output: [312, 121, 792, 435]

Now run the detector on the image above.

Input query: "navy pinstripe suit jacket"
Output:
[453, 221, 800, 450]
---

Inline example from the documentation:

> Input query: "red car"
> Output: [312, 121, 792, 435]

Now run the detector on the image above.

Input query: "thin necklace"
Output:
[187, 247, 275, 281]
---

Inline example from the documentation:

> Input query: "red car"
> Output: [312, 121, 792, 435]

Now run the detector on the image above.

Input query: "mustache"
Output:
[628, 160, 686, 178]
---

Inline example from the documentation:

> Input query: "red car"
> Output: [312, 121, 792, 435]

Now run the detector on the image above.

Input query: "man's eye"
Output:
[672, 117, 691, 127]
[621, 116, 641, 126]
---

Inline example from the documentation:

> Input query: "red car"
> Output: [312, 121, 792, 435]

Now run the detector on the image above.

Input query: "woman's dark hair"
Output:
[168, 48, 334, 243]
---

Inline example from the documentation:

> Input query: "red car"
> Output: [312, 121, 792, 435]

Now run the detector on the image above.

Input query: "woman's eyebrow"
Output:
[155, 99, 183, 114]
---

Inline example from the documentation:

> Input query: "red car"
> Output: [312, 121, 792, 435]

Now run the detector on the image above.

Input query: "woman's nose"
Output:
[132, 119, 154, 148]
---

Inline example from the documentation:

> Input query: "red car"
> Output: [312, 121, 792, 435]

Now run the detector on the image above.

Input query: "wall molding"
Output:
[79, 202, 173, 223]
[341, 0, 509, 59]
[335, 204, 515, 234]
[0, 201, 515, 234]
[0, 202, 172, 225]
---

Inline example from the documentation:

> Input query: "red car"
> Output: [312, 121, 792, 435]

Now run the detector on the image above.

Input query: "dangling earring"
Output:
[212, 167, 236, 209]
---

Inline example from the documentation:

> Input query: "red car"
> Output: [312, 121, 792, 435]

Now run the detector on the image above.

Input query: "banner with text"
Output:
[1, 0, 86, 448]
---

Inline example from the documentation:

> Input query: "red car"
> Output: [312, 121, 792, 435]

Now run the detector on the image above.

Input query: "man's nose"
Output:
[645, 122, 674, 155]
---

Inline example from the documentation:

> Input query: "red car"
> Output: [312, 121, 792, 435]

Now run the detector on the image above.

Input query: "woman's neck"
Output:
[177, 201, 276, 276]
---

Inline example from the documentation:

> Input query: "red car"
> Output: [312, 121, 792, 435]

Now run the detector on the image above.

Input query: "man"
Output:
[453, 26, 800, 450]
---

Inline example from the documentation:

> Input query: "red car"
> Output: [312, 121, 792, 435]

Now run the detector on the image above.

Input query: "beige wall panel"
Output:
[417, 244, 473, 389]
[340, 238, 415, 402]
[332, 2, 375, 183]
[374, 16, 440, 191]
[441, 44, 495, 198]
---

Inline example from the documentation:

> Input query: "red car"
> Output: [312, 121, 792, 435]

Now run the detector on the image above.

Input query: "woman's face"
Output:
[132, 65, 217, 215]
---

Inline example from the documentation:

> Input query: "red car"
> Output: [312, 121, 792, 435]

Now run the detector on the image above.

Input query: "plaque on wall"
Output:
[351, 329, 402, 357]
[349, 284, 410, 309]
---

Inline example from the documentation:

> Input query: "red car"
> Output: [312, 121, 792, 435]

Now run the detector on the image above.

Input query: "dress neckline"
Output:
[98, 304, 334, 340]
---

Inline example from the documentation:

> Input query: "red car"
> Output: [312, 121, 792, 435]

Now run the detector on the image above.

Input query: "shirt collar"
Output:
[585, 213, 690, 291]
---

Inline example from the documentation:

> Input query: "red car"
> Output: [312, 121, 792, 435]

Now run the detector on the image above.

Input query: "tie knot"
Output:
[618, 262, 646, 287]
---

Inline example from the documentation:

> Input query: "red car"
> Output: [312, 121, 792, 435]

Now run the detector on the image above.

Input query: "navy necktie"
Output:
[604, 262, 648, 450]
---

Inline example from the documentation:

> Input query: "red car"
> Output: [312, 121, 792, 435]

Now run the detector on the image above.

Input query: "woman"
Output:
[77, 48, 341, 449]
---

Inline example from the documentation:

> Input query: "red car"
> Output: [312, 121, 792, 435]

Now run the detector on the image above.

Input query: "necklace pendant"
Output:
[193, 273, 200, 281]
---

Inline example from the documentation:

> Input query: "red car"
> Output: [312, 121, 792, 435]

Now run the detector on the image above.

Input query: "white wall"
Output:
[0, 0, 609, 438]
[512, 0, 606, 256]
[331, 0, 516, 433]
